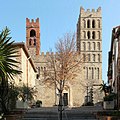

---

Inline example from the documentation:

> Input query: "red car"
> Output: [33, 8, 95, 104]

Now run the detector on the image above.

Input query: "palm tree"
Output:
[0, 27, 21, 114]
[18, 84, 36, 103]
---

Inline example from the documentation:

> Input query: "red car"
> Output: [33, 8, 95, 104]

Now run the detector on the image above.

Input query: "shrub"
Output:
[36, 100, 42, 107]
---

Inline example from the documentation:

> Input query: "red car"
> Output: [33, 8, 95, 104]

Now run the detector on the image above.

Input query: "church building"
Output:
[25, 7, 103, 107]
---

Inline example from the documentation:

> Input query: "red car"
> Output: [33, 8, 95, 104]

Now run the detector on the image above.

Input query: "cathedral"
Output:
[25, 7, 103, 107]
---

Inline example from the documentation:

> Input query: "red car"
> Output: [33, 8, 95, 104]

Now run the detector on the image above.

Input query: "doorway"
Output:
[63, 93, 68, 106]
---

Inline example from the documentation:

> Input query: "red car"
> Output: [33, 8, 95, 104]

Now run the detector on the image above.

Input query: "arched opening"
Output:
[29, 39, 32, 46]
[86, 67, 88, 79]
[97, 42, 100, 50]
[88, 42, 90, 50]
[98, 54, 100, 62]
[92, 67, 94, 79]
[87, 19, 90, 28]
[97, 20, 100, 28]
[88, 54, 90, 61]
[97, 68, 99, 79]
[83, 54, 85, 61]
[98, 31, 100, 39]
[92, 20, 95, 28]
[93, 54, 95, 62]
[93, 42, 95, 50]
[83, 31, 86, 39]
[30, 29, 36, 37]
[34, 39, 36, 46]
[87, 31, 90, 39]
[83, 42, 86, 51]
[92, 31, 95, 39]
[83, 19, 86, 28]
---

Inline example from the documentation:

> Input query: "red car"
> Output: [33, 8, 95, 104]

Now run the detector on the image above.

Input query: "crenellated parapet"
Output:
[80, 6, 101, 18]
[39, 52, 59, 57]
[26, 18, 40, 28]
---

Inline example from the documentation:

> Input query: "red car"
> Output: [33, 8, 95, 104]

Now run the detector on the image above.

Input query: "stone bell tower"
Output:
[77, 7, 103, 103]
[26, 18, 40, 56]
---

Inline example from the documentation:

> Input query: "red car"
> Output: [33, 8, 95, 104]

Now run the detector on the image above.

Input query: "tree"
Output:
[18, 84, 36, 103]
[43, 33, 83, 120]
[0, 27, 21, 114]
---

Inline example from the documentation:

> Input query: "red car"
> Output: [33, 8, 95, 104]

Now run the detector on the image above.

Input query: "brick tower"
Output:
[26, 18, 40, 55]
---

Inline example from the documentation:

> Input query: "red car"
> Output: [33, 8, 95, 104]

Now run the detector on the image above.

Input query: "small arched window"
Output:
[87, 19, 90, 28]
[92, 20, 95, 28]
[30, 29, 36, 37]
[29, 39, 32, 46]
[93, 42, 95, 50]
[98, 54, 100, 62]
[34, 39, 36, 46]
[93, 54, 95, 62]
[92, 31, 95, 39]
[92, 67, 94, 79]
[97, 68, 99, 79]
[86, 67, 88, 79]
[83, 19, 86, 28]
[97, 42, 100, 50]
[98, 31, 100, 39]
[88, 42, 90, 50]
[88, 54, 90, 61]
[83, 42, 86, 51]
[97, 20, 100, 28]
[83, 54, 85, 61]
[83, 31, 86, 39]
[87, 31, 90, 39]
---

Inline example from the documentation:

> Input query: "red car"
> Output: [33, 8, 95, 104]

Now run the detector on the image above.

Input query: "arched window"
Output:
[98, 54, 100, 62]
[87, 19, 90, 28]
[30, 29, 36, 37]
[83, 19, 86, 28]
[88, 54, 90, 61]
[92, 67, 94, 79]
[86, 67, 88, 79]
[97, 68, 99, 79]
[92, 20, 95, 28]
[93, 42, 95, 50]
[41, 67, 43, 71]
[98, 31, 100, 39]
[34, 39, 36, 46]
[93, 54, 95, 62]
[88, 42, 90, 50]
[83, 42, 86, 51]
[83, 54, 85, 61]
[87, 31, 90, 39]
[92, 31, 95, 39]
[97, 19, 100, 28]
[97, 42, 100, 50]
[29, 39, 32, 46]
[83, 31, 86, 39]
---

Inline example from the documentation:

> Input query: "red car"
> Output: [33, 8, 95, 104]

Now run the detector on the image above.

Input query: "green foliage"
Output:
[0, 27, 21, 80]
[18, 84, 36, 102]
[99, 81, 111, 96]
[0, 27, 21, 114]
[104, 93, 117, 101]
[36, 100, 42, 107]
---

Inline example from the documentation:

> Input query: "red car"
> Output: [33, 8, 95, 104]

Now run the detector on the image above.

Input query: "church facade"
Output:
[25, 7, 103, 107]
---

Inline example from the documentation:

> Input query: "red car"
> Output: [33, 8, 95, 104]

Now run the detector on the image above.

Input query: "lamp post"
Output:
[58, 80, 64, 120]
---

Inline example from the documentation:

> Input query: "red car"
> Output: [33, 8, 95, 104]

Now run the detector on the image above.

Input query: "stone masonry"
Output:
[25, 7, 103, 107]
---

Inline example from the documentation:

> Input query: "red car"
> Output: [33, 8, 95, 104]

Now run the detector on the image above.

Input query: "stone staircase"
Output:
[22, 106, 102, 120]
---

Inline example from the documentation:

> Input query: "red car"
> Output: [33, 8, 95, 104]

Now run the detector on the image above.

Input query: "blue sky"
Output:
[0, 0, 120, 82]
